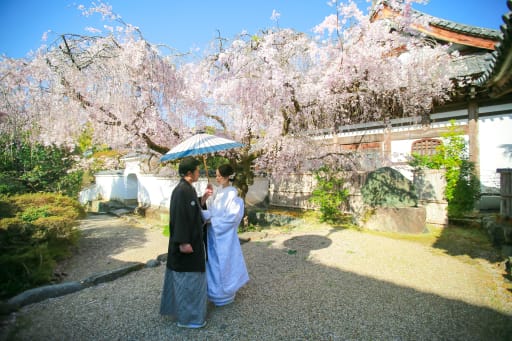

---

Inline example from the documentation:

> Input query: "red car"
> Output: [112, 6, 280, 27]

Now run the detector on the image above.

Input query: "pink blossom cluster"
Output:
[0, 0, 457, 175]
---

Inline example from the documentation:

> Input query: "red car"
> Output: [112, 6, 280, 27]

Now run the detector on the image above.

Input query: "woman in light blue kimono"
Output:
[202, 164, 249, 307]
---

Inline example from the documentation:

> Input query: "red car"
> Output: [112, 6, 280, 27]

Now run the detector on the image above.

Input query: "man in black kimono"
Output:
[160, 157, 210, 328]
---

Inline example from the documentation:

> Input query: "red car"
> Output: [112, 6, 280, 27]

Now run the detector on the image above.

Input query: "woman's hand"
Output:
[201, 183, 213, 206]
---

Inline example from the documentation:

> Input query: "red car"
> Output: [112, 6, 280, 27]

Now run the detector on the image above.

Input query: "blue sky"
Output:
[0, 0, 509, 59]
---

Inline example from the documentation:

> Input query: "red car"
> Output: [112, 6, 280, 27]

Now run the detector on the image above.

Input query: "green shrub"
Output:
[163, 224, 170, 237]
[447, 160, 480, 217]
[0, 172, 26, 196]
[33, 216, 76, 241]
[0, 193, 83, 299]
[20, 206, 51, 222]
[409, 121, 480, 218]
[0, 196, 16, 218]
[10, 193, 86, 220]
[57, 169, 85, 198]
[309, 166, 349, 224]
[0, 218, 36, 247]
[0, 244, 56, 296]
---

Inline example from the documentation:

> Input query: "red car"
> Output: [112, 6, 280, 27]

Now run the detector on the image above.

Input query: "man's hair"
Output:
[178, 157, 200, 177]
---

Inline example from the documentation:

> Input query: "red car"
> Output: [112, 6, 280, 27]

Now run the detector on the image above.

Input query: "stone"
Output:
[362, 207, 427, 234]
[502, 245, 512, 258]
[361, 167, 418, 207]
[247, 211, 300, 227]
[89, 200, 109, 213]
[145, 259, 160, 268]
[110, 208, 133, 217]
[7, 281, 85, 309]
[503, 226, 512, 244]
[156, 253, 168, 262]
[82, 262, 145, 286]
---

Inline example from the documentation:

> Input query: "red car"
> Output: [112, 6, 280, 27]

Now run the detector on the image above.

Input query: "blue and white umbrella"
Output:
[160, 133, 244, 163]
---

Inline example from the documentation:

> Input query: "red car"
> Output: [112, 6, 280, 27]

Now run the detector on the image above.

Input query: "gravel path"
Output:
[2, 214, 512, 340]
[54, 214, 169, 282]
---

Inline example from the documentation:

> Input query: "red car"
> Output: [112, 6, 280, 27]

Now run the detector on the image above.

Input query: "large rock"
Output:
[482, 216, 512, 246]
[362, 207, 427, 234]
[361, 167, 417, 207]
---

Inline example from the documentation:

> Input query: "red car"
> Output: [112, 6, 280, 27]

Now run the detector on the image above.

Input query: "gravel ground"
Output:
[1, 214, 512, 340]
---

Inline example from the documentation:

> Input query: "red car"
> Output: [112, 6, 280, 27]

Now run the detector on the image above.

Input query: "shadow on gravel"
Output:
[283, 235, 332, 252]
[229, 236, 512, 340]
[431, 225, 503, 264]
[3, 231, 512, 340]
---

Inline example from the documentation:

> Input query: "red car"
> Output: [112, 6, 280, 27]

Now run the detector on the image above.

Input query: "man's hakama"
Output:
[160, 269, 207, 325]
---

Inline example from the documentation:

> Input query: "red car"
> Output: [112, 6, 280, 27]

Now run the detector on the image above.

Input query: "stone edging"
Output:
[3, 255, 168, 314]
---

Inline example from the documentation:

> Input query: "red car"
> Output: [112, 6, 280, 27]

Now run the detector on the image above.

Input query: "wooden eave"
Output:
[372, 5, 499, 51]
[413, 24, 497, 50]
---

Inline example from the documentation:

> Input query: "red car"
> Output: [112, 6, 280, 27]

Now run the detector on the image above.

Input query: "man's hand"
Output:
[179, 243, 193, 254]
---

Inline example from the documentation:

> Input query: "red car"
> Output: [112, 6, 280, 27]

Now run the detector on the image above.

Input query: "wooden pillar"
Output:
[383, 126, 392, 166]
[497, 168, 512, 218]
[468, 100, 480, 178]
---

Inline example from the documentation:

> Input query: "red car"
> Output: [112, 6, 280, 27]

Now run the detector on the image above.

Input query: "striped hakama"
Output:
[160, 268, 207, 326]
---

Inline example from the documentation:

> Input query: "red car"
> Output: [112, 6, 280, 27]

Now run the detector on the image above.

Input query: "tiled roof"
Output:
[475, 0, 512, 98]
[450, 53, 490, 78]
[427, 17, 501, 40]
[372, 0, 502, 40]
[421, 11, 502, 81]
[370, 1, 511, 96]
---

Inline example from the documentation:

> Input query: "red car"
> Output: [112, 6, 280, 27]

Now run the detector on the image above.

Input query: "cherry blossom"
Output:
[0, 0, 458, 195]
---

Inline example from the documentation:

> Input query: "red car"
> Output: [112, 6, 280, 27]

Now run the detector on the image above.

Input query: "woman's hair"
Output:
[218, 164, 235, 181]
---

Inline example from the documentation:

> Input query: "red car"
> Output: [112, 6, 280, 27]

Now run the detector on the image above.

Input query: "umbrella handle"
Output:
[202, 155, 209, 183]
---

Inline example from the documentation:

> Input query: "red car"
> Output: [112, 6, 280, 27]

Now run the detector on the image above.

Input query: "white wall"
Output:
[245, 177, 269, 206]
[388, 106, 512, 194]
[125, 174, 139, 199]
[91, 172, 138, 202]
[391, 139, 414, 164]
[136, 175, 211, 209]
[82, 171, 268, 209]
[478, 112, 512, 192]
[82, 105, 511, 211]
[94, 172, 124, 201]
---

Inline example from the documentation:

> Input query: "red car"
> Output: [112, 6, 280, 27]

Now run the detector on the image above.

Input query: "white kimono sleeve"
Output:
[210, 190, 243, 230]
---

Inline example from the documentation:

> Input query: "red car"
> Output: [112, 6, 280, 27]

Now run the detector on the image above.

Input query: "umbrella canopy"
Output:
[160, 133, 244, 163]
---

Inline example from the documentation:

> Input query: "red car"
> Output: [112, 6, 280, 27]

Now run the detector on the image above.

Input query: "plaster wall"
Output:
[94, 173, 125, 201]
[81, 104, 511, 214]
[137, 176, 210, 209]
[478, 111, 512, 193]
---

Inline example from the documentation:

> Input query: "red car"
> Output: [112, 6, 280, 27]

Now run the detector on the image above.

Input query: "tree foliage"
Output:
[409, 121, 480, 217]
[0, 134, 83, 197]
[0, 0, 459, 196]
